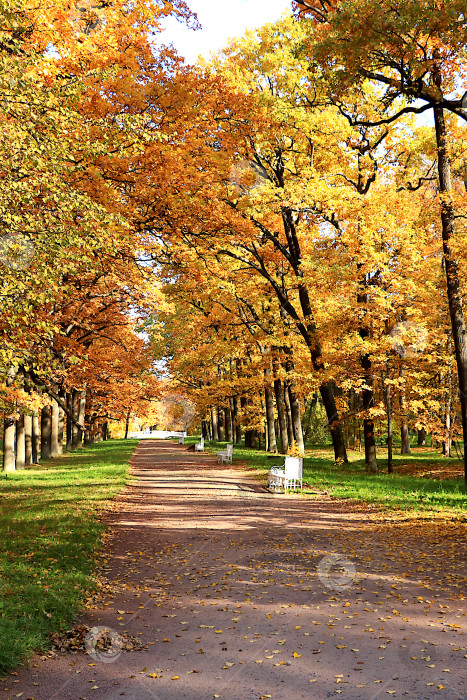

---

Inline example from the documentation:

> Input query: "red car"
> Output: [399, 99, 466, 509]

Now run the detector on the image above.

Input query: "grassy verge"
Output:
[0, 439, 136, 674]
[194, 438, 467, 518]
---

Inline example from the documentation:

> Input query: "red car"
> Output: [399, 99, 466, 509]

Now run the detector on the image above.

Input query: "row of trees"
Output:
[145, 6, 467, 484]
[0, 0, 194, 469]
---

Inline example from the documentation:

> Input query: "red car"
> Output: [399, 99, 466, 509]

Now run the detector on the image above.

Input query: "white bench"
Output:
[217, 443, 233, 464]
[178, 436, 184, 445]
[194, 436, 204, 452]
[268, 456, 303, 494]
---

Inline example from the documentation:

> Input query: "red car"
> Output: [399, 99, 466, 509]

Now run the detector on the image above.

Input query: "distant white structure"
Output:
[128, 430, 187, 440]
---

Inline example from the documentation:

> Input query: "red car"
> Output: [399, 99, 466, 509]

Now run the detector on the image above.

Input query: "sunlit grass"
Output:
[0, 439, 136, 674]
[192, 436, 467, 517]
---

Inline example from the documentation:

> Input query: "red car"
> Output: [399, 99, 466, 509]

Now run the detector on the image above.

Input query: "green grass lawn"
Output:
[0, 439, 136, 674]
[193, 437, 467, 518]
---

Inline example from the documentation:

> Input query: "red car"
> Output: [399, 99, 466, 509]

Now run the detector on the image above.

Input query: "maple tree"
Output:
[295, 0, 467, 482]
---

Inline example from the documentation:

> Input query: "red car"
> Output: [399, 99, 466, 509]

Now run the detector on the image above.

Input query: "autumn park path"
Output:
[2, 440, 466, 700]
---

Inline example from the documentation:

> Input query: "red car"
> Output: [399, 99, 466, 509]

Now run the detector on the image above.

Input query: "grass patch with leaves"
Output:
[0, 439, 136, 674]
[195, 438, 466, 518]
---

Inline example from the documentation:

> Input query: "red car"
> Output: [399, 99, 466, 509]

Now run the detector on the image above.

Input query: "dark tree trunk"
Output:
[24, 414, 33, 466]
[66, 392, 73, 450]
[124, 410, 130, 440]
[385, 376, 393, 474]
[264, 383, 277, 452]
[283, 381, 294, 447]
[32, 413, 40, 463]
[218, 407, 225, 441]
[71, 389, 80, 449]
[57, 389, 65, 455]
[418, 428, 427, 447]
[225, 405, 233, 442]
[41, 405, 52, 460]
[16, 414, 25, 470]
[2, 367, 16, 472]
[432, 80, 467, 486]
[399, 367, 411, 455]
[51, 399, 60, 457]
[273, 375, 289, 454]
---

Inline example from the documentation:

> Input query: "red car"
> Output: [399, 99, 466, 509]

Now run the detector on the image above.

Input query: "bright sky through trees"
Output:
[159, 0, 293, 63]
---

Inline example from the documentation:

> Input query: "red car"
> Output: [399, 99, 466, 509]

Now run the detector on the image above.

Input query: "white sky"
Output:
[159, 0, 293, 64]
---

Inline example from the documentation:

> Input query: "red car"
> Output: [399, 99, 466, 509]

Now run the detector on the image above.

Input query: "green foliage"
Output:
[302, 396, 330, 445]
[0, 439, 135, 673]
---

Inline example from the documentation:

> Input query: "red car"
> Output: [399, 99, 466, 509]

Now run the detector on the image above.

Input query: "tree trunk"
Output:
[399, 366, 411, 455]
[418, 428, 427, 447]
[2, 367, 16, 472]
[24, 414, 33, 466]
[124, 410, 130, 440]
[41, 405, 52, 460]
[71, 389, 80, 449]
[66, 392, 73, 450]
[274, 376, 289, 454]
[264, 382, 277, 452]
[286, 373, 305, 454]
[32, 413, 40, 463]
[77, 390, 86, 445]
[385, 376, 393, 474]
[432, 83, 467, 485]
[51, 399, 60, 457]
[283, 381, 294, 447]
[102, 420, 109, 441]
[218, 407, 225, 441]
[16, 414, 25, 470]
[57, 391, 65, 455]
[211, 406, 219, 441]
[3, 415, 15, 472]
[225, 405, 233, 442]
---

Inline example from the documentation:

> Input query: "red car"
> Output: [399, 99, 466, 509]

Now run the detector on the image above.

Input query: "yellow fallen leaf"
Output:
[148, 673, 161, 678]
[171, 676, 180, 680]
[293, 651, 301, 658]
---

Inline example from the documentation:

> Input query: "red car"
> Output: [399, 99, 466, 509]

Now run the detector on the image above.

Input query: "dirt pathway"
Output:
[2, 440, 466, 700]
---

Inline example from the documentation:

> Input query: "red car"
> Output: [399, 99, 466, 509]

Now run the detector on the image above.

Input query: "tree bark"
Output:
[432, 73, 467, 485]
[32, 413, 40, 463]
[66, 392, 73, 450]
[385, 376, 393, 474]
[225, 405, 233, 442]
[264, 381, 277, 452]
[41, 405, 52, 460]
[211, 406, 219, 441]
[273, 375, 289, 454]
[71, 389, 80, 449]
[283, 380, 294, 447]
[24, 414, 33, 466]
[2, 367, 16, 472]
[16, 414, 25, 470]
[124, 410, 130, 440]
[218, 407, 225, 441]
[57, 390, 65, 455]
[77, 390, 86, 445]
[399, 367, 411, 455]
[51, 399, 60, 457]
[417, 428, 427, 447]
